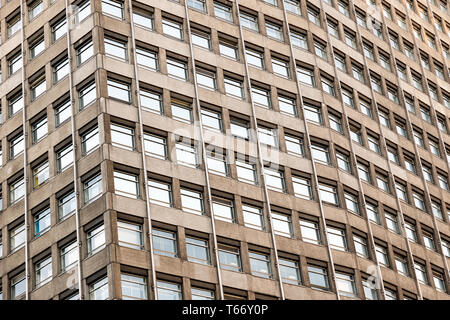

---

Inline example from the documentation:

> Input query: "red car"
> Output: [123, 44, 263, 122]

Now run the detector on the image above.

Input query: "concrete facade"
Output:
[0, 0, 449, 300]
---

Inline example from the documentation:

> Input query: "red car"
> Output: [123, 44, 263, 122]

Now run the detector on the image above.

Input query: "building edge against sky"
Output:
[0, 0, 449, 300]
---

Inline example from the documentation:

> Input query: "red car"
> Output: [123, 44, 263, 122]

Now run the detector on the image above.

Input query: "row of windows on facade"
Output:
[0, 217, 447, 300]
[1, 154, 449, 269]
[3, 0, 450, 122]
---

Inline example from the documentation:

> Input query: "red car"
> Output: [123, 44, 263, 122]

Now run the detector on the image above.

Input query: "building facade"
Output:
[0, 0, 449, 300]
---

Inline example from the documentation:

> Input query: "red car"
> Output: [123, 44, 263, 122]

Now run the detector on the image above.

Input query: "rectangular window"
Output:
[111, 123, 134, 151]
[271, 211, 292, 237]
[176, 142, 198, 168]
[285, 135, 304, 156]
[133, 9, 153, 29]
[10, 223, 25, 251]
[252, 87, 271, 108]
[84, 173, 102, 204]
[9, 52, 23, 76]
[89, 277, 109, 300]
[196, 68, 216, 90]
[214, 2, 233, 22]
[292, 176, 312, 200]
[219, 41, 238, 60]
[236, 157, 257, 184]
[191, 30, 211, 50]
[136, 48, 158, 70]
[7, 14, 21, 38]
[107, 79, 130, 103]
[335, 272, 356, 297]
[31, 117, 48, 143]
[102, 0, 124, 19]
[201, 109, 222, 132]
[76, 39, 94, 65]
[162, 19, 183, 39]
[34, 207, 51, 237]
[156, 281, 182, 300]
[279, 258, 301, 285]
[11, 274, 25, 300]
[30, 36, 45, 59]
[180, 188, 204, 215]
[53, 57, 69, 83]
[300, 219, 321, 245]
[240, 12, 259, 31]
[272, 57, 290, 78]
[144, 133, 167, 159]
[266, 22, 283, 41]
[104, 37, 127, 60]
[212, 197, 234, 223]
[243, 204, 264, 230]
[61, 241, 78, 272]
[35, 256, 52, 287]
[55, 99, 71, 126]
[290, 30, 308, 49]
[327, 226, 347, 251]
[219, 245, 241, 272]
[148, 179, 172, 207]
[186, 237, 210, 265]
[33, 161, 49, 189]
[167, 58, 188, 80]
[353, 234, 368, 258]
[297, 67, 315, 86]
[375, 244, 389, 266]
[121, 274, 147, 300]
[224, 77, 244, 98]
[319, 183, 338, 205]
[249, 251, 272, 278]
[79, 81, 97, 109]
[114, 171, 139, 199]
[118, 220, 143, 250]
[153, 229, 177, 257]
[304, 104, 322, 124]
[308, 265, 329, 290]
[81, 126, 99, 155]
[87, 224, 106, 255]
[336, 152, 351, 173]
[171, 100, 192, 123]
[30, 76, 46, 101]
[9, 93, 24, 117]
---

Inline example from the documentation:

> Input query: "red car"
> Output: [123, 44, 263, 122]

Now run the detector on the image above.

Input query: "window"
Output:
[180, 188, 204, 215]
[236, 157, 257, 184]
[311, 143, 330, 164]
[219, 40, 238, 60]
[53, 57, 69, 83]
[136, 48, 158, 71]
[395, 255, 409, 276]
[360, 99, 372, 118]
[423, 231, 436, 251]
[272, 57, 290, 78]
[367, 135, 381, 154]
[186, 236, 210, 265]
[366, 202, 380, 224]
[362, 279, 378, 300]
[271, 211, 292, 237]
[385, 211, 399, 233]
[171, 100, 192, 123]
[290, 30, 308, 49]
[300, 219, 321, 245]
[107, 79, 130, 103]
[413, 191, 425, 211]
[422, 165, 433, 183]
[148, 179, 172, 207]
[297, 67, 315, 86]
[266, 21, 283, 41]
[240, 11, 259, 31]
[395, 181, 407, 202]
[55, 99, 71, 126]
[219, 245, 241, 272]
[230, 118, 249, 140]
[351, 64, 364, 83]
[61, 241, 78, 272]
[111, 123, 135, 150]
[307, 6, 321, 26]
[429, 139, 441, 158]
[327, 226, 347, 251]
[11, 274, 25, 300]
[191, 30, 211, 50]
[30, 76, 46, 101]
[308, 265, 329, 290]
[79, 81, 97, 109]
[9, 93, 24, 117]
[304, 104, 322, 124]
[353, 234, 368, 258]
[33, 161, 49, 189]
[378, 110, 390, 128]
[322, 76, 335, 96]
[314, 41, 327, 60]
[438, 173, 449, 190]
[212, 197, 234, 223]
[405, 221, 418, 242]
[75, 0, 91, 23]
[338, 0, 350, 16]
[191, 287, 214, 300]
[7, 13, 22, 38]
[375, 244, 389, 266]
[144, 133, 167, 160]
[76, 39, 94, 65]
[327, 19, 339, 38]
[35, 256, 52, 287]
[153, 229, 177, 257]
[81, 126, 99, 155]
[412, 74, 424, 91]
[335, 53, 346, 71]
[431, 201, 443, 220]
[10, 223, 25, 251]
[206, 147, 228, 177]
[370, 76, 382, 93]
[225, 76, 245, 98]
[121, 274, 147, 300]
[258, 126, 278, 147]
[376, 173, 390, 193]
[433, 272, 446, 292]
[104, 37, 127, 61]
[188, 0, 206, 12]
[84, 173, 102, 204]
[246, 48, 264, 69]
[176, 141, 198, 168]
[292, 176, 312, 200]
[132, 8, 153, 29]
[357, 162, 370, 183]
[157, 281, 182, 300]
[341, 88, 354, 107]
[414, 262, 428, 284]
[34, 207, 51, 237]
[335, 272, 356, 297]
[196, 68, 216, 90]
[114, 171, 139, 199]
[118, 220, 143, 250]
[87, 224, 105, 255]
[9, 52, 23, 76]
[89, 277, 109, 300]
[31, 117, 48, 143]
[336, 152, 350, 173]
[279, 258, 301, 285]
[167, 58, 188, 80]
[285, 134, 304, 156]
[214, 2, 233, 22]
[29, 36, 45, 59]
[249, 251, 272, 278]
[319, 183, 338, 205]
[345, 31, 357, 49]
[102, 0, 124, 19]
[252, 87, 271, 108]
[242, 204, 264, 230]
[345, 192, 359, 214]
